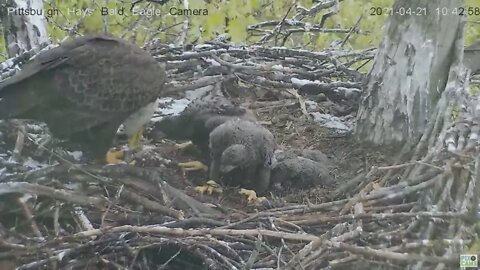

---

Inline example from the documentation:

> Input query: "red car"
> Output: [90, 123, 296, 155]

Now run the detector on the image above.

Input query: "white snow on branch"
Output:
[311, 112, 355, 133]
[291, 77, 321, 86]
[152, 86, 212, 122]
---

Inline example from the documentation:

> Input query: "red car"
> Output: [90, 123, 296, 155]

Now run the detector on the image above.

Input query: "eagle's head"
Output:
[219, 144, 250, 173]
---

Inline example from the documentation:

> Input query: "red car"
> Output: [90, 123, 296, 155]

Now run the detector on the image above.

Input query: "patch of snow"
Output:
[4, 156, 17, 165]
[152, 86, 214, 122]
[337, 87, 360, 94]
[23, 157, 45, 169]
[311, 113, 355, 133]
[154, 97, 190, 121]
[185, 85, 213, 99]
[27, 133, 41, 140]
[0, 59, 15, 69]
[150, 116, 163, 122]
[304, 22, 312, 31]
[335, 87, 361, 99]
[57, 250, 68, 260]
[291, 77, 321, 87]
[204, 58, 221, 66]
[196, 44, 213, 50]
[305, 100, 317, 110]
[67, 151, 83, 161]
[26, 123, 44, 132]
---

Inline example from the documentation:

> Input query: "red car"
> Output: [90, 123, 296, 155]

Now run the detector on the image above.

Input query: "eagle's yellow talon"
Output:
[128, 129, 143, 149]
[176, 141, 194, 150]
[175, 141, 198, 154]
[178, 161, 208, 173]
[194, 180, 223, 195]
[106, 149, 124, 164]
[239, 188, 266, 204]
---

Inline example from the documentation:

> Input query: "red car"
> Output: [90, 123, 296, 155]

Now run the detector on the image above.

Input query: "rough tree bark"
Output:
[355, 0, 462, 148]
[352, 0, 480, 268]
[1, 0, 49, 57]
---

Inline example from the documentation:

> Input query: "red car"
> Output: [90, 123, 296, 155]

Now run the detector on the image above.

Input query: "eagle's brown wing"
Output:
[0, 35, 166, 156]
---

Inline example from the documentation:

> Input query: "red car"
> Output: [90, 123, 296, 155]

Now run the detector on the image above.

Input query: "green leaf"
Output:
[228, 18, 248, 41]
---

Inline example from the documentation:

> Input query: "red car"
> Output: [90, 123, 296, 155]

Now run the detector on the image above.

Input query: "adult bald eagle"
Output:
[0, 35, 166, 160]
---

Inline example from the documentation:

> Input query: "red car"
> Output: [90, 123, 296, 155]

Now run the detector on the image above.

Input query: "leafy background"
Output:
[0, 0, 479, 60]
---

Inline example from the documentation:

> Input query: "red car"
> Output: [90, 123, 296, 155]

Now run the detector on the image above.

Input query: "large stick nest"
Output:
[0, 37, 479, 270]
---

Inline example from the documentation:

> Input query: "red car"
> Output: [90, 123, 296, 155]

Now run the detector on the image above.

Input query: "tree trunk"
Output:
[2, 0, 49, 57]
[355, 0, 462, 147]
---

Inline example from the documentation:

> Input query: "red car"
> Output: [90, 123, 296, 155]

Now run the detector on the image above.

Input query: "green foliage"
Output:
[451, 105, 460, 121]
[469, 86, 480, 95]
[465, 0, 480, 44]
[0, 0, 478, 61]
[467, 236, 480, 253]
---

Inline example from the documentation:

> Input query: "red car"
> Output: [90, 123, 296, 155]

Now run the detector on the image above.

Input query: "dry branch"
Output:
[0, 32, 478, 269]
